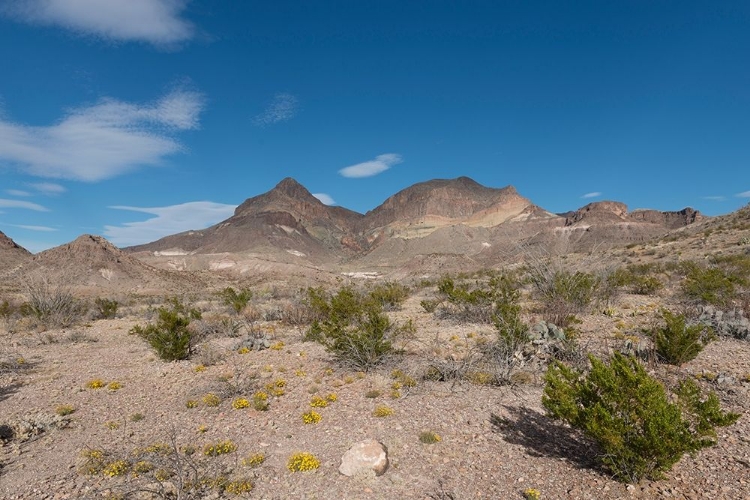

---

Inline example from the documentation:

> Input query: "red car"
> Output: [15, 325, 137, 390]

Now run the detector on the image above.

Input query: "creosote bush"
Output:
[543, 352, 738, 483]
[130, 298, 202, 361]
[528, 266, 600, 326]
[94, 298, 119, 319]
[608, 264, 663, 295]
[305, 286, 412, 371]
[219, 287, 253, 315]
[650, 310, 715, 365]
[367, 281, 410, 311]
[680, 261, 743, 308]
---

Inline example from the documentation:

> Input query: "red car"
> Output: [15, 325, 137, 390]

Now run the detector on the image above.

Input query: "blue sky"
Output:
[0, 1, 749, 252]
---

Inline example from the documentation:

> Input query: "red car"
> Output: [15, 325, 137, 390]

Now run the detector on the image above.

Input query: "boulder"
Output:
[339, 439, 389, 477]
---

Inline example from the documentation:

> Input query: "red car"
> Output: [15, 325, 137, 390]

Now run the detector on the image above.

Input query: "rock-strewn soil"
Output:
[1, 292, 749, 500]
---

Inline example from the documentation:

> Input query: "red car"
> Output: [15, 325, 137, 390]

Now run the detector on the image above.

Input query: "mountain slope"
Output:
[0, 231, 31, 270]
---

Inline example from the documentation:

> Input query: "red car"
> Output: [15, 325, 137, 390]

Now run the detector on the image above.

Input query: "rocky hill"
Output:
[359, 176, 556, 241]
[127, 178, 365, 267]
[3, 234, 205, 294]
[127, 176, 704, 272]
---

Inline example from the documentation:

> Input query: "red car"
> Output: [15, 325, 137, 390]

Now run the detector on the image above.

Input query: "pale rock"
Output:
[339, 439, 389, 477]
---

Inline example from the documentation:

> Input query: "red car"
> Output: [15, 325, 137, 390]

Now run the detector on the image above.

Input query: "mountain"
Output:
[359, 176, 556, 241]
[128, 176, 703, 272]
[4, 234, 203, 294]
[127, 178, 365, 267]
[0, 231, 31, 270]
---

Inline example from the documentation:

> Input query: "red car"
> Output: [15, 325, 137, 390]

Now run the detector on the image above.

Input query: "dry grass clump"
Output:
[241, 453, 266, 468]
[419, 431, 442, 444]
[253, 391, 269, 411]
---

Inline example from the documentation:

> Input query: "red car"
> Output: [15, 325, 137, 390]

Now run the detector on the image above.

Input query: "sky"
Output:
[0, 1, 749, 252]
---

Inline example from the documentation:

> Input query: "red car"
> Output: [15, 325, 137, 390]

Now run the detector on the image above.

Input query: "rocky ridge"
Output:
[127, 177, 702, 272]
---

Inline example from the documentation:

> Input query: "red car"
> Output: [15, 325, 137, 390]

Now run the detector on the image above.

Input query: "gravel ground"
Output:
[1, 293, 748, 500]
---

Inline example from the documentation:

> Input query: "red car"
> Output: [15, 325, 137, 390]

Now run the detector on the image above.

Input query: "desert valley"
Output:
[1, 177, 749, 499]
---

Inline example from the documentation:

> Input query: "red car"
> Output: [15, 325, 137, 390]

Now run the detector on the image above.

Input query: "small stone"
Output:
[339, 439, 389, 477]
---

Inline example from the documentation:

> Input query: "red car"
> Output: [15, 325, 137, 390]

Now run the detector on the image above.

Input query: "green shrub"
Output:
[420, 299, 439, 313]
[368, 282, 410, 311]
[543, 353, 738, 483]
[130, 298, 202, 361]
[527, 266, 600, 325]
[94, 298, 119, 319]
[482, 274, 530, 383]
[305, 286, 409, 371]
[436, 275, 494, 322]
[219, 287, 253, 315]
[650, 310, 714, 366]
[608, 264, 664, 295]
[682, 262, 739, 308]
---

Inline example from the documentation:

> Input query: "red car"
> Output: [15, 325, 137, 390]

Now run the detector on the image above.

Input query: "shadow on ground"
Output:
[491, 405, 602, 473]
[0, 381, 22, 404]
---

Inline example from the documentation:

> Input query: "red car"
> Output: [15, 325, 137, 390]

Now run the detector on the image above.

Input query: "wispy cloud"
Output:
[581, 192, 602, 199]
[0, 199, 49, 212]
[736, 191, 750, 198]
[105, 201, 236, 247]
[312, 193, 336, 206]
[29, 182, 67, 194]
[0, 89, 204, 182]
[253, 93, 299, 127]
[5, 189, 31, 197]
[703, 195, 726, 201]
[339, 153, 402, 178]
[1, 0, 194, 46]
[8, 224, 58, 232]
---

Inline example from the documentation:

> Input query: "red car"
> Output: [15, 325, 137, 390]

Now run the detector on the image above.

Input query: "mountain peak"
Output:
[271, 177, 315, 199]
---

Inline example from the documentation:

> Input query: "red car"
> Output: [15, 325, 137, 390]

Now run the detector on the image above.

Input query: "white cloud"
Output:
[5, 189, 31, 197]
[0, 89, 204, 182]
[104, 201, 236, 247]
[339, 153, 402, 178]
[581, 192, 602, 199]
[0, 199, 49, 211]
[1, 0, 194, 46]
[312, 193, 336, 206]
[736, 191, 750, 198]
[703, 196, 726, 201]
[8, 224, 58, 232]
[29, 182, 66, 194]
[253, 93, 299, 126]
